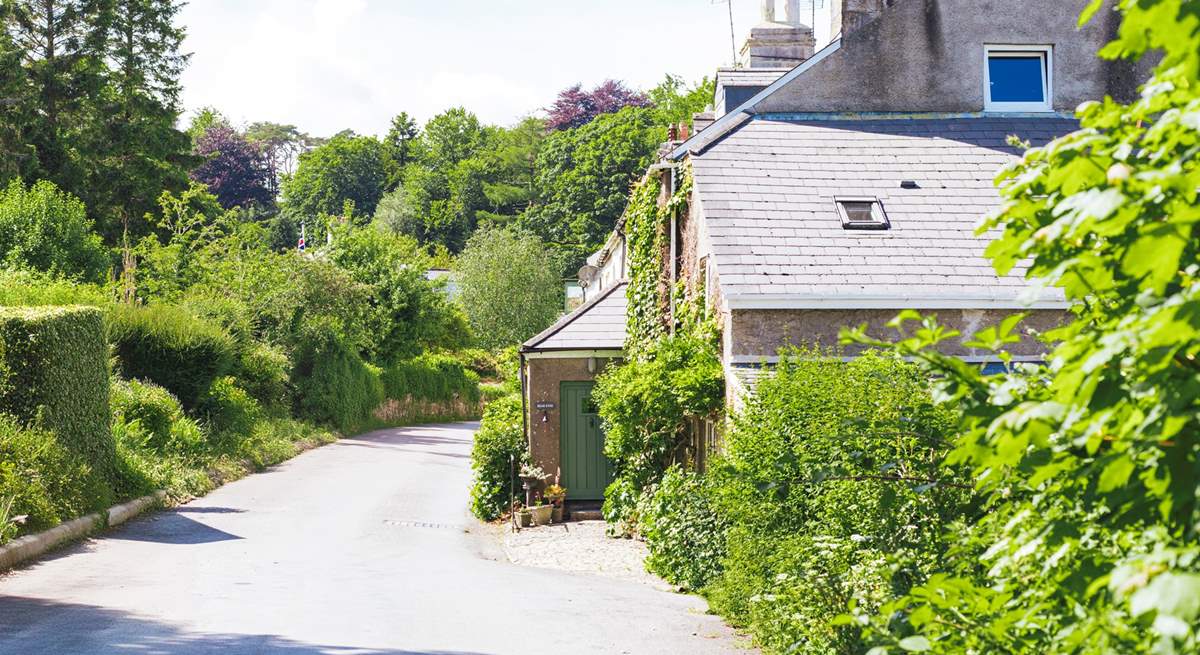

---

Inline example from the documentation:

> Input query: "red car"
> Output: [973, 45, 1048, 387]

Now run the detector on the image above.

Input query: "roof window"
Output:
[985, 45, 1053, 112]
[835, 197, 889, 230]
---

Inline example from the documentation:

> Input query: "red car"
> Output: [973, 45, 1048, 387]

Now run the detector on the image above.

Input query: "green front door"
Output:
[560, 381, 612, 500]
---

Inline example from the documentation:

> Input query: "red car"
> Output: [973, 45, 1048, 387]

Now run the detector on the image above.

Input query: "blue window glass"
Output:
[988, 55, 1045, 102]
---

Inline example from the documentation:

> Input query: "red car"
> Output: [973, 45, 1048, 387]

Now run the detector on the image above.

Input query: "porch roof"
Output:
[520, 282, 628, 353]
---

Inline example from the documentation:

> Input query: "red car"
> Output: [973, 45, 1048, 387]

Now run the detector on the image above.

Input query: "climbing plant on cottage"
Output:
[595, 163, 724, 533]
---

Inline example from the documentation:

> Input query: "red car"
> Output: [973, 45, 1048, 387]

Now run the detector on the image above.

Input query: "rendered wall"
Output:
[729, 307, 1065, 360]
[755, 0, 1145, 114]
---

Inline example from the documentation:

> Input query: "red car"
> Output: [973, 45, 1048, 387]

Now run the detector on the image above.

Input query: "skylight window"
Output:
[985, 45, 1052, 112]
[835, 197, 889, 230]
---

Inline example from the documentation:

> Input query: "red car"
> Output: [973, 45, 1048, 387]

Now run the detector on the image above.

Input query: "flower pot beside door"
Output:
[530, 504, 553, 526]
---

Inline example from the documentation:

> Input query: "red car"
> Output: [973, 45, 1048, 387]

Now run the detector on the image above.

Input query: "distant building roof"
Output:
[691, 115, 1075, 309]
[716, 67, 791, 87]
[521, 282, 628, 352]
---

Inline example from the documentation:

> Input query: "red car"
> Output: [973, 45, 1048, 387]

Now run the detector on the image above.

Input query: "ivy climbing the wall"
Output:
[596, 162, 723, 534]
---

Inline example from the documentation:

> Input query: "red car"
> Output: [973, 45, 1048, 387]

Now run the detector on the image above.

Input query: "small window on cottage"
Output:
[835, 197, 890, 230]
[985, 45, 1052, 112]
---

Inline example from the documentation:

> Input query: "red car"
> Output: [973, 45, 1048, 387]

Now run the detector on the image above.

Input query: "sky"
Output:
[179, 0, 832, 138]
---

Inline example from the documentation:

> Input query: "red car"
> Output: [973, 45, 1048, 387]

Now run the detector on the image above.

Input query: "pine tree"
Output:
[3, 0, 110, 190]
[0, 14, 35, 183]
[88, 0, 192, 241]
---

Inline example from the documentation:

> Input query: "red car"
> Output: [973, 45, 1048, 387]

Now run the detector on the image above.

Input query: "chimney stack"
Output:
[831, 0, 888, 40]
[739, 0, 815, 69]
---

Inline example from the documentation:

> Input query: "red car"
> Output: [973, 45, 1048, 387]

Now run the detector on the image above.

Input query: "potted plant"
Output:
[530, 500, 553, 526]
[515, 503, 533, 528]
[518, 463, 550, 507]
[545, 484, 567, 523]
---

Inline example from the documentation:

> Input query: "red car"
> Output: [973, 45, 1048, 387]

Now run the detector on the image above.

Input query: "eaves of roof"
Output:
[519, 281, 628, 353]
[668, 36, 844, 161]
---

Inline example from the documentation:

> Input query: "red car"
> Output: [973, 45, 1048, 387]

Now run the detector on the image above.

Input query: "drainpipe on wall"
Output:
[519, 350, 529, 455]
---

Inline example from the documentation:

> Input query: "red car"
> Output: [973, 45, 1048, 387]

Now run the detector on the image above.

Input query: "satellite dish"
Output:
[577, 264, 600, 286]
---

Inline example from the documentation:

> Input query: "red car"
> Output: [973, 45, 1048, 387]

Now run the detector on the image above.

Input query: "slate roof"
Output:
[716, 67, 790, 87]
[692, 116, 1076, 308]
[521, 282, 628, 352]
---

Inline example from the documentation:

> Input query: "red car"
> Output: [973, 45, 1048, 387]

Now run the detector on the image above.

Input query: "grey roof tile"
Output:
[522, 282, 628, 351]
[691, 117, 1077, 305]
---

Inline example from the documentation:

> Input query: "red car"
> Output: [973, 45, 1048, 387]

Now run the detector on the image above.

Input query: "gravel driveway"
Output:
[0, 422, 745, 654]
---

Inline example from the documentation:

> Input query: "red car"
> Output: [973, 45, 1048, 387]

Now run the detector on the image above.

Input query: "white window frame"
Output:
[984, 45, 1053, 113]
[834, 197, 890, 230]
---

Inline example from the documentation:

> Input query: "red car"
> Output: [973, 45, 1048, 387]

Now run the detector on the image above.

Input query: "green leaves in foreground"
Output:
[843, 1, 1200, 653]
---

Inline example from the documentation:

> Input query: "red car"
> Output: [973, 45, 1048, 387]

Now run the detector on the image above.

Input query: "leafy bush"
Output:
[843, 3, 1200, 651]
[292, 319, 383, 433]
[109, 379, 203, 453]
[108, 304, 237, 409]
[327, 225, 469, 363]
[0, 415, 107, 539]
[0, 179, 109, 284]
[235, 343, 291, 414]
[594, 332, 723, 530]
[199, 376, 264, 448]
[0, 306, 116, 487]
[0, 269, 109, 307]
[702, 349, 964, 654]
[638, 465, 729, 591]
[468, 394, 525, 520]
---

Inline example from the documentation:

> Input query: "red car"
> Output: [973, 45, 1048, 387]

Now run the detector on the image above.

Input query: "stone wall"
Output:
[524, 356, 619, 480]
[756, 0, 1147, 114]
[730, 307, 1065, 360]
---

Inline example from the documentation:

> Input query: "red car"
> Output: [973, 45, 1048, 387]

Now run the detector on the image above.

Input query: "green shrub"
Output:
[176, 292, 255, 349]
[0, 415, 108, 540]
[703, 349, 965, 654]
[638, 465, 729, 591]
[199, 376, 264, 449]
[108, 304, 237, 409]
[468, 394, 526, 520]
[235, 343, 291, 414]
[0, 179, 109, 284]
[381, 354, 481, 404]
[292, 319, 383, 433]
[594, 332, 723, 531]
[0, 269, 109, 307]
[0, 306, 116, 486]
[109, 379, 202, 453]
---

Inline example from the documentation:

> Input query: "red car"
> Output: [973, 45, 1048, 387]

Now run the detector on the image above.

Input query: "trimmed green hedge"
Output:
[381, 354, 480, 404]
[292, 319, 383, 433]
[0, 306, 116, 486]
[0, 415, 107, 537]
[108, 304, 237, 409]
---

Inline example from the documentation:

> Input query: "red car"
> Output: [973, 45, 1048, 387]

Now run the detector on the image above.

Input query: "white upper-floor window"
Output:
[984, 45, 1053, 113]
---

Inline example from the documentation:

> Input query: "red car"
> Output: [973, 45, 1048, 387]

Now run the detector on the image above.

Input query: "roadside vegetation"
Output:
[0, 0, 712, 549]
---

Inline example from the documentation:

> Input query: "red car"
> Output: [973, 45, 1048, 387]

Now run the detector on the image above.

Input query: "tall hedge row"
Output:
[108, 304, 237, 409]
[0, 306, 116, 486]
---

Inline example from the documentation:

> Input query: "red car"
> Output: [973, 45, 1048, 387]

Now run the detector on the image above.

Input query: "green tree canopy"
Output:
[281, 133, 387, 221]
[520, 105, 663, 268]
[454, 227, 563, 350]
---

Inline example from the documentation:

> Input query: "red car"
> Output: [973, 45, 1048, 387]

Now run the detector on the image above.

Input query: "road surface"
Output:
[0, 422, 744, 654]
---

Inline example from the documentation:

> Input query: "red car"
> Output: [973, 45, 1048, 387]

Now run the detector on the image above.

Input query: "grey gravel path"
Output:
[0, 422, 744, 654]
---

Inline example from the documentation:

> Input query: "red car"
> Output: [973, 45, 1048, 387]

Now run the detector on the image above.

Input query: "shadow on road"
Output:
[0, 596, 491, 655]
[105, 513, 242, 545]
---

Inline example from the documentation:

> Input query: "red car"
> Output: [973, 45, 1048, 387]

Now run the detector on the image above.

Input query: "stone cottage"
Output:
[520, 0, 1145, 499]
